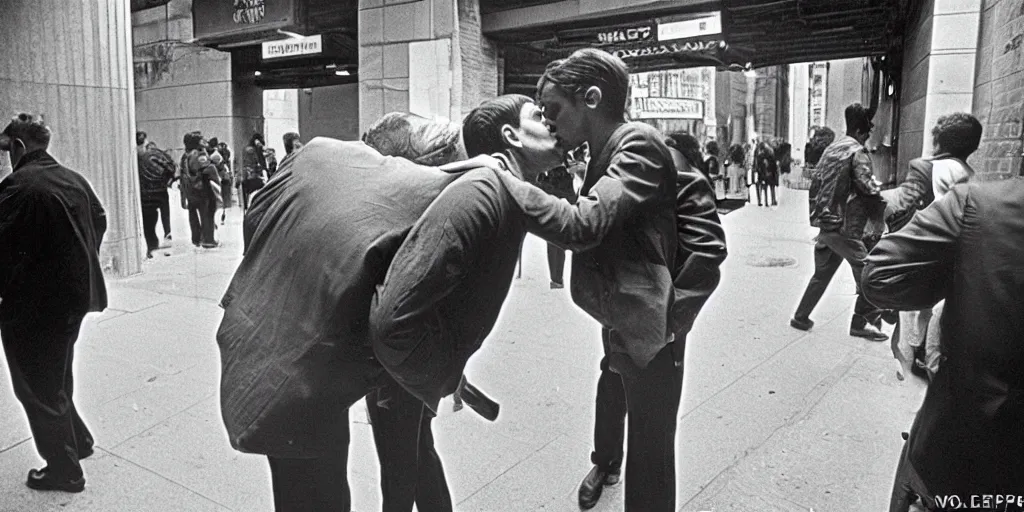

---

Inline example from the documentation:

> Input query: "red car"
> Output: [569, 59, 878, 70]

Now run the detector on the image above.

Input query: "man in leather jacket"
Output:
[791, 103, 888, 341]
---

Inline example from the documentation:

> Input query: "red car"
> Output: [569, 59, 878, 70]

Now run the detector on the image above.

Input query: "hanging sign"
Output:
[262, 35, 323, 60]
[657, 12, 722, 42]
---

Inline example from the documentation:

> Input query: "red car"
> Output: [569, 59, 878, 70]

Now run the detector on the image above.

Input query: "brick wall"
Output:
[972, 0, 1024, 180]
[457, 0, 499, 117]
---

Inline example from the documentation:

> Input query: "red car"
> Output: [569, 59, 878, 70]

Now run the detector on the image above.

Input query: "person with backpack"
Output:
[882, 113, 982, 383]
[753, 141, 778, 207]
[181, 132, 220, 248]
[241, 133, 268, 211]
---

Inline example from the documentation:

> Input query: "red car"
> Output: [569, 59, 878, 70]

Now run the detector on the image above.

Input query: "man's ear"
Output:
[584, 86, 603, 110]
[501, 123, 523, 148]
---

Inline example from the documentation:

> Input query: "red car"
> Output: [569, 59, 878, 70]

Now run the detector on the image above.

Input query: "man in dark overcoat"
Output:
[0, 113, 107, 493]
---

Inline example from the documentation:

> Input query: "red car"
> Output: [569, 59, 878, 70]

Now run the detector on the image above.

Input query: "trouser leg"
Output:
[267, 428, 351, 512]
[201, 198, 217, 245]
[141, 205, 160, 252]
[591, 329, 626, 473]
[546, 244, 566, 285]
[770, 185, 777, 205]
[367, 377, 452, 512]
[0, 314, 87, 479]
[188, 205, 202, 245]
[818, 232, 882, 327]
[793, 238, 845, 321]
[621, 343, 684, 512]
[158, 194, 172, 237]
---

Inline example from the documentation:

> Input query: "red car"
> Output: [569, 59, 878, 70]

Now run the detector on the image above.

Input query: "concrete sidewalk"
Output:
[0, 187, 925, 511]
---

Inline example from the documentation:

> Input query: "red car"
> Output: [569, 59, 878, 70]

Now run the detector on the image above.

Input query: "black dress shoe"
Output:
[78, 444, 94, 460]
[850, 323, 889, 342]
[790, 317, 814, 331]
[578, 465, 620, 510]
[26, 467, 85, 493]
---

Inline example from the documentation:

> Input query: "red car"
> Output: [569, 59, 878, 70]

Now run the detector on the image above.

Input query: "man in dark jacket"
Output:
[791, 103, 887, 341]
[0, 113, 107, 493]
[136, 131, 176, 257]
[479, 49, 727, 511]
[218, 101, 600, 511]
[863, 179, 1024, 508]
[181, 132, 220, 248]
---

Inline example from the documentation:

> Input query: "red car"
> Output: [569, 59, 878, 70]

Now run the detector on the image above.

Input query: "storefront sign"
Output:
[193, 0, 299, 42]
[597, 25, 654, 44]
[611, 39, 720, 60]
[657, 12, 722, 42]
[633, 97, 704, 119]
[262, 34, 323, 59]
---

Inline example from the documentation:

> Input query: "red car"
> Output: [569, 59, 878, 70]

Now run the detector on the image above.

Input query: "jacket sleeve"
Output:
[863, 184, 968, 310]
[670, 171, 728, 339]
[850, 150, 881, 196]
[369, 176, 501, 413]
[89, 186, 107, 253]
[491, 132, 670, 251]
[0, 188, 52, 298]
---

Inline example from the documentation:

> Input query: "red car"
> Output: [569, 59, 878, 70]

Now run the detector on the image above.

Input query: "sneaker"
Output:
[164, 233, 172, 241]
[790, 317, 814, 331]
[201, 242, 219, 249]
[550, 281, 564, 289]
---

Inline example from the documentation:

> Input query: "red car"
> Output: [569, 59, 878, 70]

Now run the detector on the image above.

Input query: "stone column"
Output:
[358, 0, 499, 134]
[0, 0, 143, 276]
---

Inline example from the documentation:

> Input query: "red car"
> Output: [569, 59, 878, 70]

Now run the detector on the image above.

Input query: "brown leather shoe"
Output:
[26, 467, 85, 493]
[578, 465, 621, 510]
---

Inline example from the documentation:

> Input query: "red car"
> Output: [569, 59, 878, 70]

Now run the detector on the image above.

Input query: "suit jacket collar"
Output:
[13, 149, 53, 172]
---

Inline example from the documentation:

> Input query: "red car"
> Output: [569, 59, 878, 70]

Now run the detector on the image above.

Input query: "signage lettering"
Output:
[233, 0, 266, 25]
[612, 40, 719, 60]
[597, 26, 653, 44]
[633, 97, 704, 119]
[657, 12, 722, 42]
[262, 34, 323, 60]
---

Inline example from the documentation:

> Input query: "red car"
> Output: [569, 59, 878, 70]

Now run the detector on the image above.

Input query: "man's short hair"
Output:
[536, 49, 630, 118]
[932, 112, 983, 160]
[136, 131, 147, 146]
[0, 113, 52, 150]
[183, 131, 203, 152]
[283, 132, 301, 153]
[844, 103, 874, 135]
[462, 94, 533, 157]
[705, 140, 720, 157]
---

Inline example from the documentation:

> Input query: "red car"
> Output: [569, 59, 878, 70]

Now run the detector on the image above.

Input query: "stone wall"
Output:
[457, 0, 500, 117]
[897, 0, 936, 179]
[972, 0, 1024, 179]
[0, 0, 143, 276]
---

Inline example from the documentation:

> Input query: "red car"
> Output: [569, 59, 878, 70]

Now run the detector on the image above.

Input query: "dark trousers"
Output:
[793, 230, 881, 327]
[242, 180, 264, 211]
[141, 204, 160, 252]
[158, 193, 171, 237]
[546, 244, 566, 285]
[0, 313, 93, 479]
[756, 184, 777, 205]
[592, 330, 684, 512]
[366, 375, 452, 512]
[268, 434, 351, 512]
[187, 197, 216, 246]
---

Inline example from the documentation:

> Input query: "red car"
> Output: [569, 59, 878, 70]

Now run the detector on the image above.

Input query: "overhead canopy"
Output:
[486, 0, 920, 95]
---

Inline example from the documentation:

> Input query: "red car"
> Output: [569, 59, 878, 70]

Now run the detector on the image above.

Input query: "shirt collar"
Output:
[13, 149, 50, 172]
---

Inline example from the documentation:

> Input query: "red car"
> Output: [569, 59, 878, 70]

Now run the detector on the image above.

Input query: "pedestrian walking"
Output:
[0, 113, 107, 493]
[181, 132, 220, 248]
[864, 177, 1024, 509]
[136, 131, 176, 257]
[144, 140, 175, 242]
[240, 133, 268, 211]
[753, 141, 778, 206]
[790, 103, 888, 341]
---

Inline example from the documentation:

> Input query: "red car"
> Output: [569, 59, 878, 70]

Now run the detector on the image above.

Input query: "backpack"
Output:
[186, 151, 209, 199]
